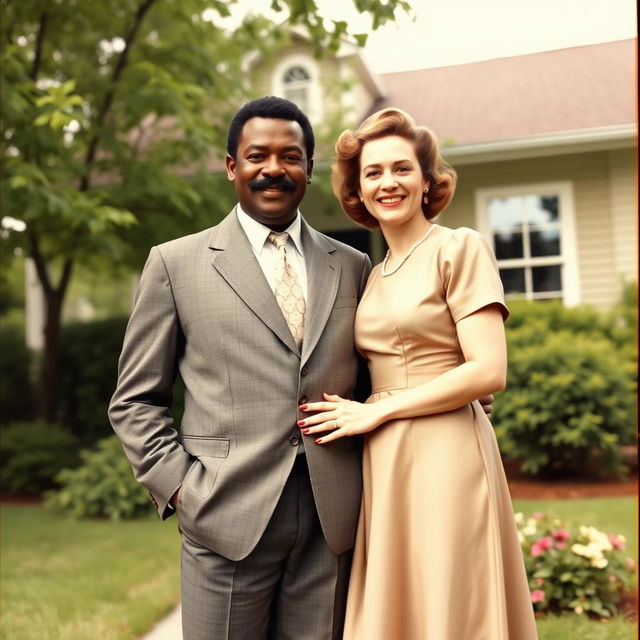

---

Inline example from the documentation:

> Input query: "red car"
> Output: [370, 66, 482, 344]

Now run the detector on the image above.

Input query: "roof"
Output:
[377, 39, 637, 147]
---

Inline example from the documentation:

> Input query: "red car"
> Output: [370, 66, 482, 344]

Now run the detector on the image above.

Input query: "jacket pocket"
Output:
[182, 436, 230, 458]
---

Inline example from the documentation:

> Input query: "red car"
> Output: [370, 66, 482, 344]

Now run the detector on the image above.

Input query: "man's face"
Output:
[226, 117, 313, 229]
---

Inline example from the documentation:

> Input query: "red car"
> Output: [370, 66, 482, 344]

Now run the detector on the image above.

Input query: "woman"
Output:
[298, 109, 538, 639]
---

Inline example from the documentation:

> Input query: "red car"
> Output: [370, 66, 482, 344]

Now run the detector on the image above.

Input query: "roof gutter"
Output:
[443, 124, 637, 165]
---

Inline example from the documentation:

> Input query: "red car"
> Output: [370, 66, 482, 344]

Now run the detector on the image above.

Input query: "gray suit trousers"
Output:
[180, 455, 352, 640]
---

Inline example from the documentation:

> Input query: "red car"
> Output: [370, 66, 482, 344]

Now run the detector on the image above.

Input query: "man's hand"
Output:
[479, 394, 494, 415]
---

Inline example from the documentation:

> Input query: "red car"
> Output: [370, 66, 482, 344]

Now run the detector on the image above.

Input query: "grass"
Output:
[1, 504, 181, 640]
[514, 497, 637, 640]
[0, 498, 636, 640]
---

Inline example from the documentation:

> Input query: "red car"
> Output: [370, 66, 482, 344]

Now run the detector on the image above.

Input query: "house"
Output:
[247, 36, 637, 309]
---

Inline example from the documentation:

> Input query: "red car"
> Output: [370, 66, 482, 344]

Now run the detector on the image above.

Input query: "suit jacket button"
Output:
[300, 366, 308, 377]
[298, 395, 307, 405]
[289, 434, 300, 446]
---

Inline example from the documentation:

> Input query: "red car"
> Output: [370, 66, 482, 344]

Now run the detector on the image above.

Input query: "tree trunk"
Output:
[38, 287, 65, 422]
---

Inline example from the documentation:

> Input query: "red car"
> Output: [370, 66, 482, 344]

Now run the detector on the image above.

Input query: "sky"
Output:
[221, 0, 637, 73]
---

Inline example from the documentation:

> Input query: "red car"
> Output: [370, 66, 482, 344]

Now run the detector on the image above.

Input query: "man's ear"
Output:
[225, 154, 236, 182]
[306, 159, 314, 183]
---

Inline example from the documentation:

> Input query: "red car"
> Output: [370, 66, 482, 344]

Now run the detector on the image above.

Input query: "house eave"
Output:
[443, 124, 637, 165]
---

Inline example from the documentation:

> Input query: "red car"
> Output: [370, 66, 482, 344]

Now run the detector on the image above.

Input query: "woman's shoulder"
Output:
[433, 225, 488, 256]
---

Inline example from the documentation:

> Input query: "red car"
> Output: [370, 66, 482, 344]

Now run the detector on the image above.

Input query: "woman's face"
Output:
[358, 135, 428, 228]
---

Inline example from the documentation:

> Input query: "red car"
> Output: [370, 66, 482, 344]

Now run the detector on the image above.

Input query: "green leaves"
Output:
[494, 298, 636, 478]
[46, 436, 154, 520]
[34, 79, 84, 130]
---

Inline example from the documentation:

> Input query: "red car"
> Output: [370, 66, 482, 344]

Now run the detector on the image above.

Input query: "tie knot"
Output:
[268, 231, 289, 249]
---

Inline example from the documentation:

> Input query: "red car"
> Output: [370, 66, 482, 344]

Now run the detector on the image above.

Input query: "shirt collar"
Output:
[236, 204, 304, 257]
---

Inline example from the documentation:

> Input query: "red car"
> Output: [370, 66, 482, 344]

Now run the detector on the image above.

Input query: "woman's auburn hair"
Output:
[331, 108, 457, 228]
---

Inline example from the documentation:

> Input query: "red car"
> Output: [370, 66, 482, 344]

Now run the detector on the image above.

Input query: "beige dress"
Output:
[344, 225, 538, 640]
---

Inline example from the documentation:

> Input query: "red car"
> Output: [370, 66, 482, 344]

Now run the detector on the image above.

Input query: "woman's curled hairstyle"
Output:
[331, 108, 457, 228]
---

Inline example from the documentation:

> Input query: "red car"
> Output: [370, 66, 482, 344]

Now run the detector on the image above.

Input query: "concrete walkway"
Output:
[140, 605, 182, 640]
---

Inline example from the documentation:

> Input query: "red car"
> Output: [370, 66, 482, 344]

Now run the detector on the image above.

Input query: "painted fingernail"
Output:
[299, 405, 308, 411]
[301, 429, 310, 434]
[297, 420, 305, 426]
[315, 438, 323, 444]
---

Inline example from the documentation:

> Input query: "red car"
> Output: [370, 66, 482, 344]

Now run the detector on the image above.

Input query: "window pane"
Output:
[532, 265, 562, 292]
[488, 197, 524, 230]
[526, 195, 559, 225]
[284, 66, 310, 82]
[499, 268, 525, 294]
[530, 229, 561, 257]
[283, 87, 308, 113]
[494, 231, 524, 259]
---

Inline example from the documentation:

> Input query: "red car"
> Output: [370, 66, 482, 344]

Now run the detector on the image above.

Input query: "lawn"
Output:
[0, 498, 636, 640]
[0, 504, 180, 640]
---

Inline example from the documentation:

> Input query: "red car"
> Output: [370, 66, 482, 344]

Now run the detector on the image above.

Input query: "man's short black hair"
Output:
[226, 96, 315, 160]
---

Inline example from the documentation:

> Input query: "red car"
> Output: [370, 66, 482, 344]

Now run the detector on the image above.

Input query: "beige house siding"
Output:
[608, 148, 637, 283]
[434, 150, 635, 309]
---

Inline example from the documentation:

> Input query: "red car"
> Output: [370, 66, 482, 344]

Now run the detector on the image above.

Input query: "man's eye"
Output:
[247, 154, 264, 161]
[284, 155, 301, 162]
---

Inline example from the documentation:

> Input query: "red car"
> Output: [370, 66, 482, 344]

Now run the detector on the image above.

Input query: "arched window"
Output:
[282, 65, 311, 113]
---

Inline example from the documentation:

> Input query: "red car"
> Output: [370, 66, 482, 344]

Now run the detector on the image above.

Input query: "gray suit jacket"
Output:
[109, 209, 372, 561]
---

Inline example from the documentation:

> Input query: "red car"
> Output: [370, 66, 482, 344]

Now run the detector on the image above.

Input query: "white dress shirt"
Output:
[236, 205, 308, 300]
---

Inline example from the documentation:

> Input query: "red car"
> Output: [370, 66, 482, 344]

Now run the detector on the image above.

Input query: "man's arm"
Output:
[108, 246, 192, 519]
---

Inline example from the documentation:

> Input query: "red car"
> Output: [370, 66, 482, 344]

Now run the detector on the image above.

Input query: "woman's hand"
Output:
[298, 393, 384, 444]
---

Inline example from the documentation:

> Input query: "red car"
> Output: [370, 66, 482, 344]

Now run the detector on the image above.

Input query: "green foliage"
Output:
[56, 316, 128, 442]
[0, 322, 34, 424]
[496, 299, 635, 477]
[0, 421, 79, 493]
[517, 512, 635, 618]
[46, 436, 154, 520]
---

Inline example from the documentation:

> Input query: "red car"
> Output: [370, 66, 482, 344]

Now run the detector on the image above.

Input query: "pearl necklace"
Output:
[381, 225, 436, 276]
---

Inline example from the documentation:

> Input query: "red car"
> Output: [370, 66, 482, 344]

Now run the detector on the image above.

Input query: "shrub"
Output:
[0, 421, 79, 493]
[517, 512, 635, 618]
[495, 329, 634, 477]
[0, 323, 34, 424]
[45, 435, 154, 520]
[57, 317, 129, 443]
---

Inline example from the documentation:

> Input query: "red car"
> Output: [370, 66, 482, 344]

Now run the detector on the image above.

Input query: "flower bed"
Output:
[516, 512, 636, 618]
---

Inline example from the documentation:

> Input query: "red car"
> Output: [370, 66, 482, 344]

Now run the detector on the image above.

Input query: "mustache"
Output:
[248, 175, 297, 192]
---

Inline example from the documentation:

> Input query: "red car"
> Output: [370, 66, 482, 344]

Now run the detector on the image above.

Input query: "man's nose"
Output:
[262, 155, 285, 175]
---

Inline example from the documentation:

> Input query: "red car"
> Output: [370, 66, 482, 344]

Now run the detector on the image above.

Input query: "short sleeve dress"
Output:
[343, 225, 538, 640]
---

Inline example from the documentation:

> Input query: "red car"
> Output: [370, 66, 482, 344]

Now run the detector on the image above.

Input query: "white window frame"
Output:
[272, 54, 323, 122]
[475, 181, 581, 306]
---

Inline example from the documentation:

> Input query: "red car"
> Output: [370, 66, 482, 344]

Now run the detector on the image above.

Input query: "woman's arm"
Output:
[298, 305, 506, 444]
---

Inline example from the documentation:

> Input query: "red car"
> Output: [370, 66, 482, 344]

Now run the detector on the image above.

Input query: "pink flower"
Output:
[625, 557, 635, 569]
[531, 537, 553, 558]
[552, 529, 570, 542]
[535, 578, 544, 586]
[531, 512, 546, 521]
[609, 574, 618, 582]
[609, 534, 626, 551]
[531, 589, 546, 603]
[554, 541, 566, 550]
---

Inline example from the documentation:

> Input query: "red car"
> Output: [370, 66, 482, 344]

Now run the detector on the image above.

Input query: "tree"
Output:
[1, 0, 410, 422]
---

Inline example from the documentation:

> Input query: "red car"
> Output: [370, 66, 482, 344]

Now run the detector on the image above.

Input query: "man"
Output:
[109, 96, 370, 640]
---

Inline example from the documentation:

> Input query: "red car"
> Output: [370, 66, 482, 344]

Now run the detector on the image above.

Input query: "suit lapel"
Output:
[209, 210, 300, 356]
[301, 219, 340, 366]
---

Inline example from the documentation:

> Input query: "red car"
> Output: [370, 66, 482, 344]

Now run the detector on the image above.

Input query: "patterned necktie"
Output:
[268, 231, 305, 349]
